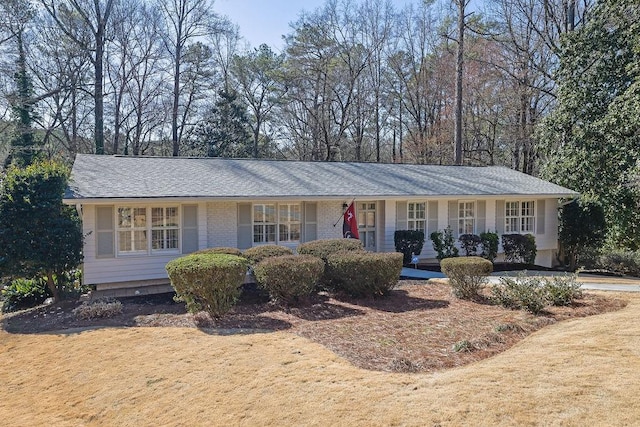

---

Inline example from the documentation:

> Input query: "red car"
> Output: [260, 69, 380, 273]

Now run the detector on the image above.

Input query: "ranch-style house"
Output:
[64, 154, 577, 295]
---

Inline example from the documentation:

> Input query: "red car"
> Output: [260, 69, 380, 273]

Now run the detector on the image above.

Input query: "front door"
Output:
[358, 201, 376, 251]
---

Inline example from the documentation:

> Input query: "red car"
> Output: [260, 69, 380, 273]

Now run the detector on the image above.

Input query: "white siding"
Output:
[80, 196, 563, 287]
[82, 204, 184, 285]
[387, 197, 560, 267]
[536, 199, 559, 251]
[383, 200, 396, 253]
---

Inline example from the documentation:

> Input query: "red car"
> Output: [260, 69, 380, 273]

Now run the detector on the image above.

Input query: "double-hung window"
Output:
[253, 204, 277, 243]
[458, 201, 475, 235]
[253, 203, 301, 244]
[408, 202, 426, 232]
[116, 206, 180, 255]
[520, 201, 535, 233]
[279, 204, 301, 242]
[117, 207, 148, 254]
[505, 202, 519, 233]
[152, 207, 179, 250]
[505, 201, 535, 233]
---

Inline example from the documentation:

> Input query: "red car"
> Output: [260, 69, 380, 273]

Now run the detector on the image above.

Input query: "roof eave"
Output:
[63, 192, 579, 205]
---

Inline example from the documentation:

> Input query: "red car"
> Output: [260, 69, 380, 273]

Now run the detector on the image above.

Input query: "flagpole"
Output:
[333, 198, 356, 227]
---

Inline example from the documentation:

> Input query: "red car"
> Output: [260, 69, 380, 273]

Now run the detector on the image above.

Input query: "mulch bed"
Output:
[1, 280, 627, 373]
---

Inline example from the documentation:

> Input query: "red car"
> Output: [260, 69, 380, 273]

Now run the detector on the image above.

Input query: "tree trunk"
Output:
[45, 272, 60, 302]
[172, 42, 181, 157]
[94, 30, 105, 155]
[454, 0, 465, 165]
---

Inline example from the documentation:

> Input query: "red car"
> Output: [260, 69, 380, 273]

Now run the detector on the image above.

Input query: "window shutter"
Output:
[303, 202, 317, 242]
[96, 206, 115, 258]
[427, 201, 438, 235]
[182, 205, 198, 254]
[396, 201, 407, 230]
[536, 200, 546, 235]
[477, 200, 486, 233]
[448, 200, 458, 237]
[496, 200, 505, 235]
[237, 203, 253, 250]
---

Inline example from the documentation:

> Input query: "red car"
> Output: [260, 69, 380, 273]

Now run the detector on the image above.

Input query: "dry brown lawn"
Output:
[1, 287, 639, 426]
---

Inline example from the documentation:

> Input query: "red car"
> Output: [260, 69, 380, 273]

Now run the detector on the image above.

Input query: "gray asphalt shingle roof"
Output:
[64, 154, 577, 201]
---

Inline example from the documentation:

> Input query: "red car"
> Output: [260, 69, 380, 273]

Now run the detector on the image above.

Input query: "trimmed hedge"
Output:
[253, 255, 324, 304]
[192, 247, 242, 256]
[479, 231, 499, 262]
[440, 256, 493, 300]
[458, 234, 482, 256]
[501, 234, 537, 264]
[297, 238, 364, 262]
[326, 252, 403, 297]
[165, 253, 249, 317]
[242, 245, 294, 265]
[394, 230, 425, 264]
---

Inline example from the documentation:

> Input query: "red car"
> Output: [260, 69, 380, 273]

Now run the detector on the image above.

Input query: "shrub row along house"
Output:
[64, 155, 576, 295]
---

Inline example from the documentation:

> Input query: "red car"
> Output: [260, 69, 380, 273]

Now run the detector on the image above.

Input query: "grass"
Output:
[0, 288, 639, 425]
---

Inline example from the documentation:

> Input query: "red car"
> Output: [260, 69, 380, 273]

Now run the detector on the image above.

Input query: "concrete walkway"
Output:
[400, 267, 640, 292]
[400, 267, 444, 279]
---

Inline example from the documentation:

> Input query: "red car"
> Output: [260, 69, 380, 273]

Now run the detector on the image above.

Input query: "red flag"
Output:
[343, 202, 360, 239]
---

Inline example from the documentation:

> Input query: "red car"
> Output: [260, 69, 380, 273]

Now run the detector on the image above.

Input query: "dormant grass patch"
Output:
[1, 291, 639, 426]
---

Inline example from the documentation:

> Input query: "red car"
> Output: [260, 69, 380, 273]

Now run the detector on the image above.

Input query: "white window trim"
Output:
[150, 206, 181, 254]
[358, 201, 377, 250]
[505, 200, 536, 234]
[458, 200, 476, 235]
[407, 202, 426, 233]
[278, 203, 301, 243]
[253, 203, 277, 244]
[252, 202, 302, 245]
[115, 205, 181, 257]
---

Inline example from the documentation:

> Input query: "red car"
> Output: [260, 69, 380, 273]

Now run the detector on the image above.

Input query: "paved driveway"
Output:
[401, 268, 640, 292]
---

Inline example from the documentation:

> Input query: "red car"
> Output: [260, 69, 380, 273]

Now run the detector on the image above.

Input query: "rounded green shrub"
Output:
[253, 255, 324, 304]
[440, 256, 493, 300]
[326, 251, 403, 297]
[242, 245, 294, 265]
[191, 247, 242, 256]
[297, 238, 364, 262]
[501, 234, 537, 264]
[165, 253, 249, 317]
